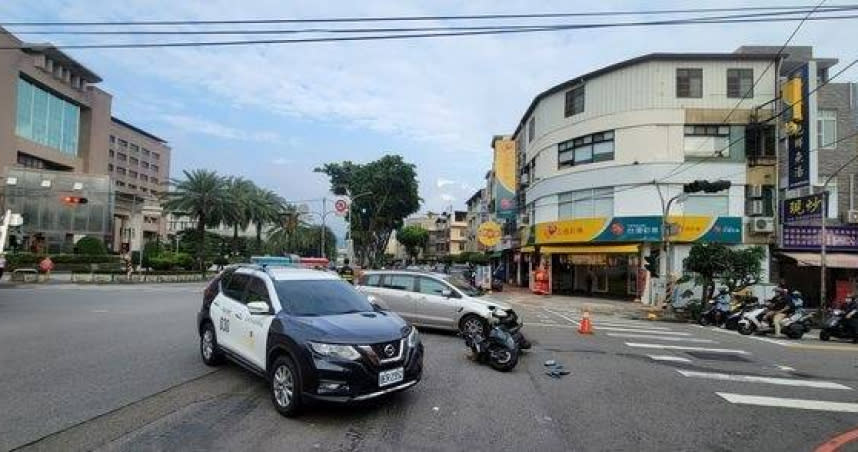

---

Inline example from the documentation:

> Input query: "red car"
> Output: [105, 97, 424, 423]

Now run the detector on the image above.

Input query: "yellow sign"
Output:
[666, 216, 716, 242]
[493, 139, 517, 217]
[477, 221, 502, 247]
[534, 218, 608, 244]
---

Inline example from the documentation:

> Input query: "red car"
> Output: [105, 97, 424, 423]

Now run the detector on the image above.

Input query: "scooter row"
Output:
[699, 292, 858, 342]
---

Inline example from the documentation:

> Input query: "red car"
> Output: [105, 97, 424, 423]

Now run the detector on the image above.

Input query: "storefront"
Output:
[523, 215, 743, 300]
[777, 225, 858, 308]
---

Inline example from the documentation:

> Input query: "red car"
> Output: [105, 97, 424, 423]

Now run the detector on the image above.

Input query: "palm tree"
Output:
[163, 169, 229, 271]
[264, 204, 301, 254]
[223, 177, 255, 254]
[248, 187, 286, 248]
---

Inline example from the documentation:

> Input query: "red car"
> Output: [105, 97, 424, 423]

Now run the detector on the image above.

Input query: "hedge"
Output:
[6, 253, 121, 270]
[75, 236, 108, 255]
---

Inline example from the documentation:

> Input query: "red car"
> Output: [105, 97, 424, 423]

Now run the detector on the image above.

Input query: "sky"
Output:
[1, 1, 857, 240]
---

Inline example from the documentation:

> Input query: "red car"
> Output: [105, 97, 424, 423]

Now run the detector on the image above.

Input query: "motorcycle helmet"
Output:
[719, 287, 729, 294]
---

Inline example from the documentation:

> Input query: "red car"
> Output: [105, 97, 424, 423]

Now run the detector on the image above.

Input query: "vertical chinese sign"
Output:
[493, 138, 517, 219]
[786, 64, 810, 189]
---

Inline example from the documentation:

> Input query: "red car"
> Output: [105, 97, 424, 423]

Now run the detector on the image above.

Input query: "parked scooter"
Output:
[724, 296, 760, 331]
[462, 307, 527, 371]
[820, 297, 858, 343]
[738, 292, 813, 339]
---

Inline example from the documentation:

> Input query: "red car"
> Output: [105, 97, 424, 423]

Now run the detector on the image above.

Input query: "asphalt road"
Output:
[2, 284, 858, 451]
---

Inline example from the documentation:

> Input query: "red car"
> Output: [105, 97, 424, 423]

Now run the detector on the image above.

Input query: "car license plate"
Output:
[378, 367, 404, 387]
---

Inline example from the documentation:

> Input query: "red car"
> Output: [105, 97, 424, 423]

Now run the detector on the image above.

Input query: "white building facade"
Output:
[515, 53, 778, 301]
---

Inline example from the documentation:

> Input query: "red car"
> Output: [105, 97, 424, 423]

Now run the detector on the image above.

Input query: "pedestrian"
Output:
[125, 253, 133, 278]
[0, 253, 6, 281]
[39, 255, 54, 281]
[339, 258, 355, 284]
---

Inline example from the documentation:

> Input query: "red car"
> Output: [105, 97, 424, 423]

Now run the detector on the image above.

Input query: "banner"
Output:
[493, 139, 517, 219]
[477, 221, 502, 247]
[783, 225, 858, 250]
[787, 64, 810, 189]
[533, 216, 742, 245]
[782, 192, 826, 224]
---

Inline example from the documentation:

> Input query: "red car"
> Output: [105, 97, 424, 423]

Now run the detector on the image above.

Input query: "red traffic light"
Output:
[62, 196, 89, 205]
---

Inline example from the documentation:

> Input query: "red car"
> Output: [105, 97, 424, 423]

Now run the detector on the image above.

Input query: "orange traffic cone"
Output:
[578, 310, 593, 335]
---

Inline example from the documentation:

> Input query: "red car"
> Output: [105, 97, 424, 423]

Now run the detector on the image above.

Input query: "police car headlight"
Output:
[407, 326, 420, 348]
[309, 342, 361, 361]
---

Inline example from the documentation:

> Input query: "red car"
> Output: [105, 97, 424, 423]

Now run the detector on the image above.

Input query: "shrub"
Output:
[142, 241, 166, 269]
[5, 253, 120, 270]
[75, 236, 108, 255]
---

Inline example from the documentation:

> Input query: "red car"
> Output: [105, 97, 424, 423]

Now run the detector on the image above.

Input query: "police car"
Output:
[197, 264, 423, 416]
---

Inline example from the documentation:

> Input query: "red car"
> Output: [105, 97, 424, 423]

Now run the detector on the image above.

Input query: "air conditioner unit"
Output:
[847, 210, 858, 224]
[751, 217, 775, 233]
[749, 199, 765, 216]
[748, 184, 764, 198]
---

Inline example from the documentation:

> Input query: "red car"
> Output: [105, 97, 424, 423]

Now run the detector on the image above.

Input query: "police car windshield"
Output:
[275, 280, 373, 316]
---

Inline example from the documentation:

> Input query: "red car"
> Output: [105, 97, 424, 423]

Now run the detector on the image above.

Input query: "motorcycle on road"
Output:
[462, 307, 529, 372]
[819, 304, 858, 343]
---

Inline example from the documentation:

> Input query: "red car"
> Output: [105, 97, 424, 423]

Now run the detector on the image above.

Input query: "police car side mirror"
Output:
[247, 301, 271, 315]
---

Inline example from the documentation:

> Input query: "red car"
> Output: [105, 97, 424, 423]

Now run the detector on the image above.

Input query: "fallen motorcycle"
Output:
[462, 307, 524, 371]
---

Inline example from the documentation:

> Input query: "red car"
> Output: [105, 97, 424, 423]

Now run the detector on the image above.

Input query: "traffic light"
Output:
[62, 196, 88, 205]
[683, 180, 731, 194]
[644, 251, 660, 278]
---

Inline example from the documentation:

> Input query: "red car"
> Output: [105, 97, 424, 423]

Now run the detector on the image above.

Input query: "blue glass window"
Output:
[15, 77, 80, 156]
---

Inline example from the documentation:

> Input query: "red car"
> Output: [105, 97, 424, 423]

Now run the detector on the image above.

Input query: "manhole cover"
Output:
[685, 352, 751, 362]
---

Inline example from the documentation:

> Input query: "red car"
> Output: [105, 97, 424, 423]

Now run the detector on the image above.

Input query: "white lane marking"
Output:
[607, 333, 715, 343]
[625, 343, 749, 354]
[678, 370, 852, 390]
[777, 365, 797, 372]
[543, 308, 580, 326]
[598, 327, 691, 335]
[708, 328, 793, 346]
[527, 322, 575, 329]
[91, 310, 109, 313]
[716, 393, 858, 413]
[594, 322, 671, 330]
[647, 355, 692, 363]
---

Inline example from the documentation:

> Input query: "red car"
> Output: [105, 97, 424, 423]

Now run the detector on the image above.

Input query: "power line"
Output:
[659, 0, 827, 181]
[4, 4, 856, 26]
[4, 13, 858, 50]
[6, 6, 854, 35]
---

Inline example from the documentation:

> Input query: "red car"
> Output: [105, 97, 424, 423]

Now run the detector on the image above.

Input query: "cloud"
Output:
[440, 193, 456, 203]
[159, 114, 282, 143]
[436, 178, 456, 189]
[272, 157, 293, 166]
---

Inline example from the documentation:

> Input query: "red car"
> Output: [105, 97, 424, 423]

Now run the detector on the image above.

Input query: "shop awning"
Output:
[540, 244, 640, 254]
[780, 252, 858, 269]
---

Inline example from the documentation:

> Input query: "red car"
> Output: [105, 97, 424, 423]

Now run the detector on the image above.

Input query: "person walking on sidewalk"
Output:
[39, 255, 54, 281]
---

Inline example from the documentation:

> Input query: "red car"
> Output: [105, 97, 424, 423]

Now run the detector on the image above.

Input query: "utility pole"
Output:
[321, 197, 326, 259]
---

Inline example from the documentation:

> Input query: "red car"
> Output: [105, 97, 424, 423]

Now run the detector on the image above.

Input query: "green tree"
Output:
[396, 225, 429, 263]
[74, 236, 107, 255]
[684, 243, 764, 301]
[315, 155, 420, 267]
[223, 177, 254, 254]
[163, 169, 229, 272]
[248, 186, 286, 248]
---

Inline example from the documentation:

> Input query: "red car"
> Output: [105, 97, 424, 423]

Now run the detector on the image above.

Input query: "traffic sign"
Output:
[334, 198, 349, 216]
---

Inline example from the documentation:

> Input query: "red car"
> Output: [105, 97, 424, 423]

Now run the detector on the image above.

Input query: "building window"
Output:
[108, 163, 113, 172]
[128, 184, 137, 190]
[117, 153, 127, 162]
[727, 68, 754, 98]
[141, 161, 149, 169]
[115, 180, 125, 187]
[110, 135, 115, 144]
[116, 167, 126, 175]
[151, 177, 159, 184]
[558, 130, 614, 168]
[15, 77, 80, 155]
[118, 139, 128, 148]
[684, 125, 730, 157]
[818, 109, 837, 149]
[129, 171, 138, 179]
[129, 144, 139, 153]
[152, 152, 160, 160]
[109, 150, 114, 158]
[130, 157, 138, 166]
[142, 148, 150, 157]
[151, 164, 159, 172]
[564, 85, 585, 117]
[745, 125, 776, 158]
[676, 68, 703, 98]
[527, 117, 535, 143]
[682, 194, 729, 216]
[140, 174, 148, 182]
[558, 188, 614, 219]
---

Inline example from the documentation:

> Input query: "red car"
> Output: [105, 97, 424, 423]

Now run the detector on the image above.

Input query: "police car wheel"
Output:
[270, 355, 303, 417]
[200, 322, 224, 366]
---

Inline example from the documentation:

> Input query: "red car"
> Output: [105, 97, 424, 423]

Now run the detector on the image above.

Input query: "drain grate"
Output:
[685, 351, 751, 362]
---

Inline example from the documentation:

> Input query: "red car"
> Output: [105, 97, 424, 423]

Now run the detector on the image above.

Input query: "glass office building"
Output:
[3, 167, 112, 253]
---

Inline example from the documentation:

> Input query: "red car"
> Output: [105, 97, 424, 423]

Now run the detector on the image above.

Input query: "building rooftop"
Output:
[512, 52, 782, 138]
[21, 44, 102, 83]
[111, 117, 168, 144]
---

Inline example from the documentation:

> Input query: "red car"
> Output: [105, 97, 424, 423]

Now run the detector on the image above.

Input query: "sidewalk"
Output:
[490, 285, 655, 318]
